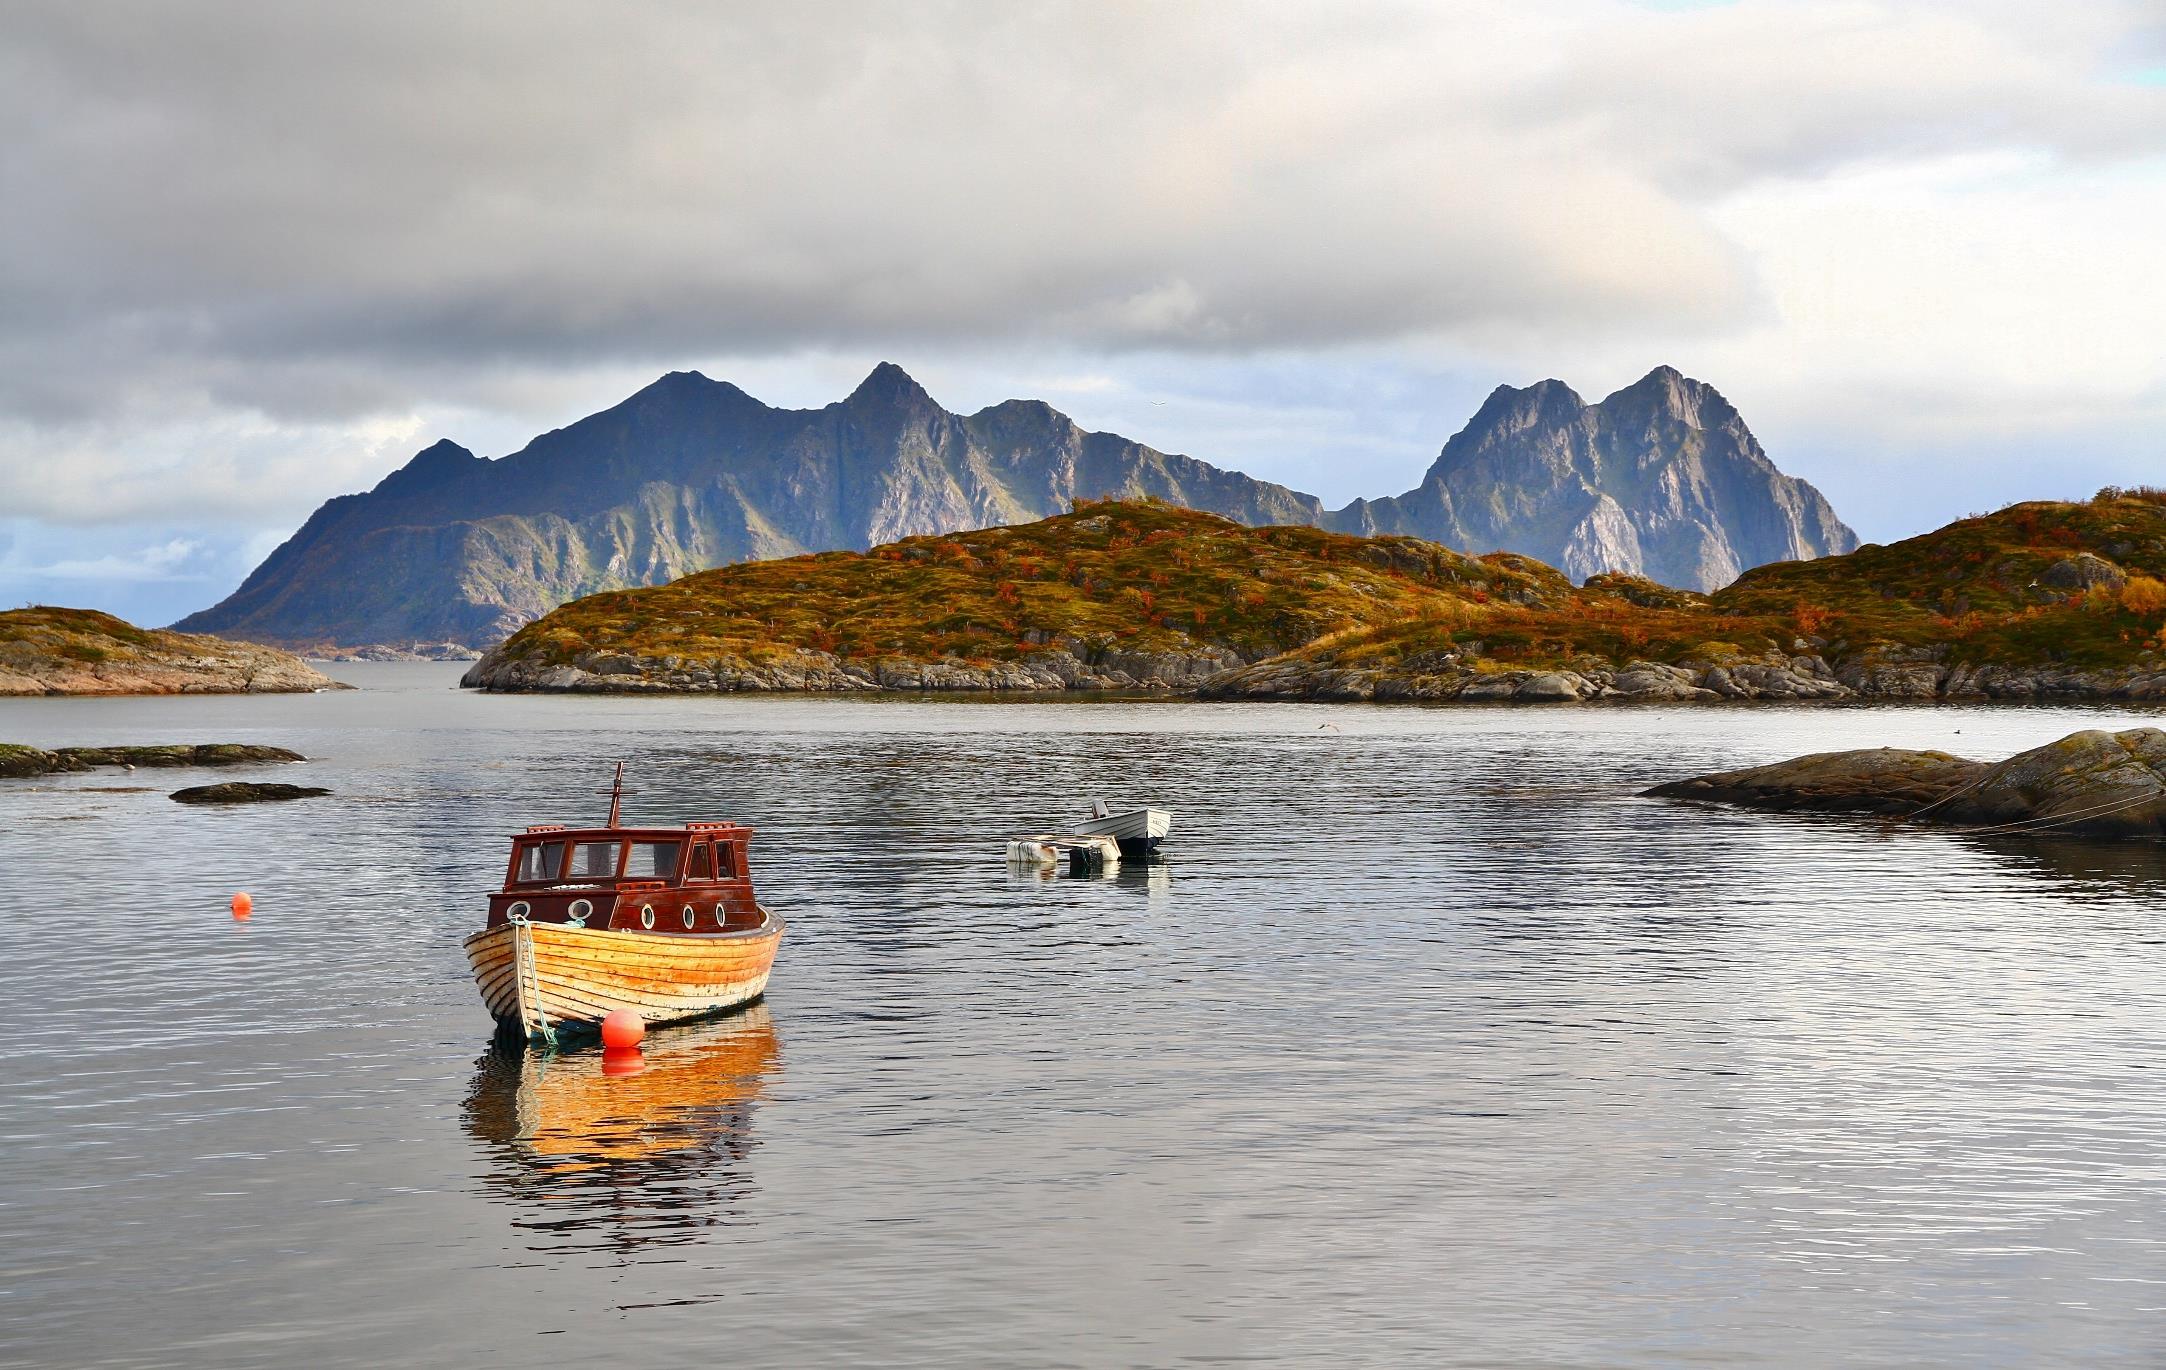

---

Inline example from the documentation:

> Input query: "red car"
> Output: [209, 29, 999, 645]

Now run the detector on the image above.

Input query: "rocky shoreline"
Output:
[1201, 645, 2166, 703]
[461, 637, 2166, 703]
[1644, 728, 2166, 838]
[461, 642, 1253, 694]
[0, 607, 347, 697]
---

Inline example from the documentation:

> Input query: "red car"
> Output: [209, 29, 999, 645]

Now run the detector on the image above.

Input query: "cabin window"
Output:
[626, 841, 680, 879]
[516, 842, 563, 883]
[568, 841, 619, 880]
[686, 843, 714, 880]
[716, 842, 738, 878]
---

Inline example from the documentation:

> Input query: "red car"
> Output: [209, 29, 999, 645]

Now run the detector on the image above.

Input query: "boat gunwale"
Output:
[462, 905, 784, 953]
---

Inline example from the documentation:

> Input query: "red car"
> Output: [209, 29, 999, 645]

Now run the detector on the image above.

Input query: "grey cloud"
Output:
[19, 0, 2155, 427]
[0, 0, 2159, 533]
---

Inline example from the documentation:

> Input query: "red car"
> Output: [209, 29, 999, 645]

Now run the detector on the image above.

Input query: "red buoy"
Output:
[600, 1046, 645, 1077]
[230, 892, 253, 920]
[600, 1009, 646, 1050]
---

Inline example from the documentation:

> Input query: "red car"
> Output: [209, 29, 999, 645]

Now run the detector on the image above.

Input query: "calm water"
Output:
[5, 666, 2166, 1368]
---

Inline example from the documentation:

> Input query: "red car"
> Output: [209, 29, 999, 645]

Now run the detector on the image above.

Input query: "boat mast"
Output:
[600, 761, 634, 828]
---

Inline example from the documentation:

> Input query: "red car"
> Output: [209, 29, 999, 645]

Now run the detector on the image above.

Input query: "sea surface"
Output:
[5, 665, 2165, 1368]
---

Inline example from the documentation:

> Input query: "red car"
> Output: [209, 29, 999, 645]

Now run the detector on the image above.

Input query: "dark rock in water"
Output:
[3, 742, 307, 778]
[0, 744, 86, 778]
[1643, 747, 1983, 815]
[1644, 728, 2166, 837]
[170, 782, 331, 804]
[57, 744, 306, 768]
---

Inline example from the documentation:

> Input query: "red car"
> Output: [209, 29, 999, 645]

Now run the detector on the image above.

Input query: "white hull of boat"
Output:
[1075, 806, 1171, 853]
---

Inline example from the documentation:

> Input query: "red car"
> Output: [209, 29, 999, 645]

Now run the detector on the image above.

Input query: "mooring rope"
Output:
[509, 914, 557, 1049]
[1937, 788, 2162, 838]
[1907, 762, 2002, 818]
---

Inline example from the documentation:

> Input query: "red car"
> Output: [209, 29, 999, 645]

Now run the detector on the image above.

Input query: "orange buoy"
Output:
[230, 892, 253, 920]
[600, 1008, 646, 1050]
[600, 1046, 646, 1077]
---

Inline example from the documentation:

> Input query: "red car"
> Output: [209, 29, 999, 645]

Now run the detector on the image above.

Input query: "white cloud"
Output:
[24, 538, 206, 583]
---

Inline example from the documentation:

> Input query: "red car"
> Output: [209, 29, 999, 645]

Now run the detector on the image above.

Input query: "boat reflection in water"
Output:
[462, 1004, 781, 1259]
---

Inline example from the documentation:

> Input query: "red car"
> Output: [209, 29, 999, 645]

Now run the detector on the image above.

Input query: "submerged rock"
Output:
[1644, 727, 2166, 837]
[170, 782, 332, 804]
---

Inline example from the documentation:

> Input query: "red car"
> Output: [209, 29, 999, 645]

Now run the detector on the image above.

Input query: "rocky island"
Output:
[0, 607, 345, 696]
[1645, 729, 2166, 838]
[463, 491, 2166, 703]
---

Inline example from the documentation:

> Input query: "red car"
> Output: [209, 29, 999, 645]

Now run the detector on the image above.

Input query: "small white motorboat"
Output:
[1076, 800, 1171, 857]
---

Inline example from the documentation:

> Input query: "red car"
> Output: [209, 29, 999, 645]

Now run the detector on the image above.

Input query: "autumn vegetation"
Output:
[489, 492, 2166, 681]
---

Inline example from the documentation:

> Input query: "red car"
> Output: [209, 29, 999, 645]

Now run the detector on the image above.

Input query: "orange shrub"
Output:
[2121, 576, 2166, 615]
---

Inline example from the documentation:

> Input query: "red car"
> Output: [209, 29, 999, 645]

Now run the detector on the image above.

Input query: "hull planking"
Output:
[465, 912, 783, 1043]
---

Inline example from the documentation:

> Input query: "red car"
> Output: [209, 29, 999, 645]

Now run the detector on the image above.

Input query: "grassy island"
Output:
[464, 493, 2166, 702]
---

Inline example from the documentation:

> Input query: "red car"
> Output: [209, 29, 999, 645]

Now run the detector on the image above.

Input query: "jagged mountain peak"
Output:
[1598, 364, 1733, 428]
[845, 361, 937, 410]
[1331, 366, 1855, 590]
[368, 438, 483, 497]
[1466, 378, 1586, 433]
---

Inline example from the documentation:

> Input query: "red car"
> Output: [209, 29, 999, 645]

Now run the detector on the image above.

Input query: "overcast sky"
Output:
[3, 0, 2162, 626]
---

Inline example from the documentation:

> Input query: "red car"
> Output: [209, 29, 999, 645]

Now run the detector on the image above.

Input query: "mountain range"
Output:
[176, 363, 1855, 649]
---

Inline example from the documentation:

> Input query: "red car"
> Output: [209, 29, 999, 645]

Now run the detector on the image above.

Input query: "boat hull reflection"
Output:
[463, 1005, 781, 1255]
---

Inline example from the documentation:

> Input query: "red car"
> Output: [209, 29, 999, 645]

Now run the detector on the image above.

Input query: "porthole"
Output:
[681, 907, 695, 929]
[713, 904, 727, 928]
[506, 901, 531, 919]
[567, 898, 593, 927]
[640, 905, 656, 929]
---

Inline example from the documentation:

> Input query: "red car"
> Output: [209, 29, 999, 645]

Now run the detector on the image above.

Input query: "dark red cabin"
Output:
[486, 821, 763, 935]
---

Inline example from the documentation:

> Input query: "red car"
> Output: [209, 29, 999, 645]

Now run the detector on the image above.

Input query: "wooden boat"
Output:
[462, 765, 783, 1044]
[1076, 800, 1172, 856]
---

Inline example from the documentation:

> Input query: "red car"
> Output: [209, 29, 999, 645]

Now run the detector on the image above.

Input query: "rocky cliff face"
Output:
[1327, 366, 1856, 590]
[175, 364, 1324, 649]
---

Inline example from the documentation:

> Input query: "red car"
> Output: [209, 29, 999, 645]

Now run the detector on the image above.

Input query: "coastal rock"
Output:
[464, 633, 1252, 695]
[2036, 552, 2126, 599]
[1643, 747, 1981, 815]
[316, 642, 481, 662]
[55, 744, 305, 769]
[1609, 661, 1719, 701]
[0, 745, 84, 778]
[1644, 727, 2166, 837]
[171, 782, 333, 804]
[1, 742, 307, 778]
